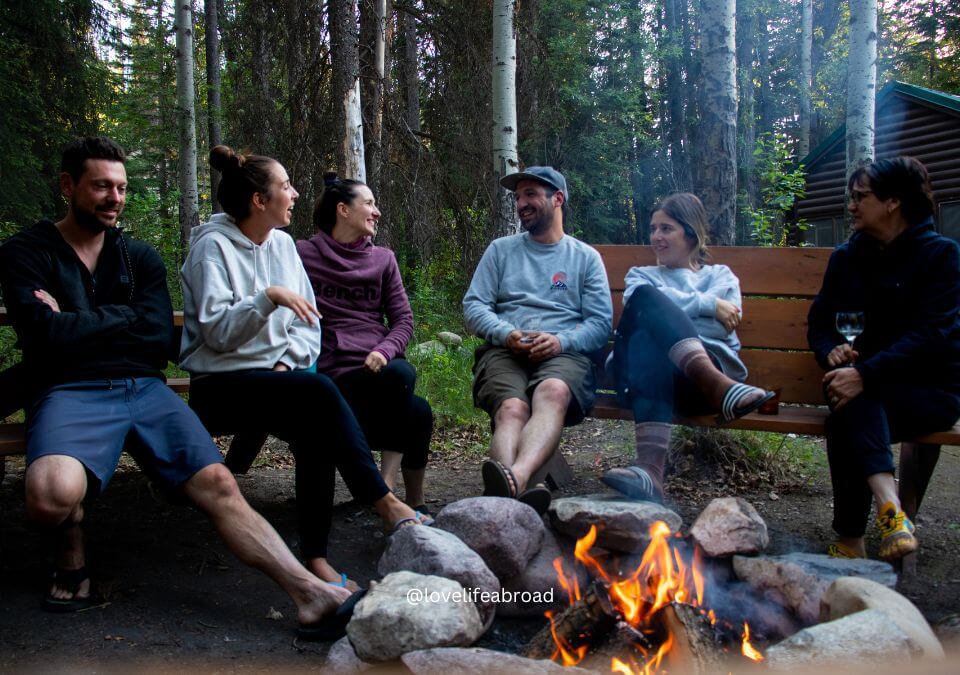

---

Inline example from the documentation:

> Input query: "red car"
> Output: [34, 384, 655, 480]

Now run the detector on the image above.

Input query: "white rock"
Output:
[689, 497, 769, 557]
[549, 493, 682, 553]
[324, 636, 373, 673]
[378, 525, 500, 628]
[732, 552, 896, 625]
[499, 528, 586, 618]
[347, 571, 484, 662]
[765, 609, 917, 670]
[434, 497, 545, 582]
[401, 647, 592, 674]
[410, 340, 446, 358]
[822, 576, 944, 659]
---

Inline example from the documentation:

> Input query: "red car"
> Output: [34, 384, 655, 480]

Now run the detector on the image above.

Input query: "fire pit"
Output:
[524, 521, 766, 673]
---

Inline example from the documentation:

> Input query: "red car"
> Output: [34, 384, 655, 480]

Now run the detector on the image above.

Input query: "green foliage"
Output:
[122, 189, 184, 308]
[407, 337, 486, 429]
[744, 133, 809, 246]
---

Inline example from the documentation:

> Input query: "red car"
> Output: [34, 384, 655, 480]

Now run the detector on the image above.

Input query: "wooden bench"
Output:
[589, 245, 959, 572]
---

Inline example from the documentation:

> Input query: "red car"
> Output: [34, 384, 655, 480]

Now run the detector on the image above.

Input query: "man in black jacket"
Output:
[0, 137, 350, 629]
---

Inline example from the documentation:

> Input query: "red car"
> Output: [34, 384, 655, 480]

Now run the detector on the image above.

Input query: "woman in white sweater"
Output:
[603, 193, 774, 502]
[180, 145, 426, 603]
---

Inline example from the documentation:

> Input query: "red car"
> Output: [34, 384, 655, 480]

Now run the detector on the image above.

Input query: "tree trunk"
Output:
[204, 0, 222, 213]
[400, 7, 420, 137]
[250, 1, 273, 154]
[360, 0, 387, 193]
[491, 0, 519, 237]
[698, 0, 737, 245]
[846, 0, 877, 179]
[331, 0, 366, 181]
[174, 0, 199, 243]
[664, 0, 690, 190]
[798, 0, 813, 159]
[736, 0, 757, 221]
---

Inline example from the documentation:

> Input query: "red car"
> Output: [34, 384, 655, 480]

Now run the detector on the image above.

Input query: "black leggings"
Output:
[334, 359, 432, 471]
[189, 369, 389, 559]
[613, 285, 712, 422]
[825, 385, 960, 537]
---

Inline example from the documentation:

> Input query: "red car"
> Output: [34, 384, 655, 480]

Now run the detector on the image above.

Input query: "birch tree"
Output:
[360, 0, 388, 192]
[798, 0, 813, 159]
[204, 0, 222, 212]
[174, 0, 199, 242]
[331, 0, 365, 181]
[698, 0, 737, 245]
[847, 0, 878, 178]
[491, 0, 519, 236]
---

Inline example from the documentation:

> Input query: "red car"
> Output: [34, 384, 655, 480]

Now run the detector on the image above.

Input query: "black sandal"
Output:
[481, 459, 518, 498]
[297, 589, 367, 642]
[43, 566, 101, 613]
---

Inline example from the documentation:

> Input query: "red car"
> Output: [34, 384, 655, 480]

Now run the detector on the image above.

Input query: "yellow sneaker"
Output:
[876, 501, 918, 562]
[827, 542, 864, 559]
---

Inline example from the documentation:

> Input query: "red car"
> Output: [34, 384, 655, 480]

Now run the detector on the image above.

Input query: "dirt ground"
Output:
[1, 418, 958, 670]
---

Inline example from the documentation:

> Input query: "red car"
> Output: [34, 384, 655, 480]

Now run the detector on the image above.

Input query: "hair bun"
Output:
[210, 145, 243, 173]
[323, 171, 339, 187]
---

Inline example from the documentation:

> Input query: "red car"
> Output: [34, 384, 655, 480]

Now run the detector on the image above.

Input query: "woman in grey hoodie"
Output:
[180, 145, 426, 592]
[603, 193, 774, 503]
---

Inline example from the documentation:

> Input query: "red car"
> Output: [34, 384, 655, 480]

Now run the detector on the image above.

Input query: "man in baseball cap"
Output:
[462, 166, 612, 513]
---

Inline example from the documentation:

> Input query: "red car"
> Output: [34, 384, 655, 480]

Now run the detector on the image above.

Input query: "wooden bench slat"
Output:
[740, 350, 826, 405]
[595, 245, 833, 297]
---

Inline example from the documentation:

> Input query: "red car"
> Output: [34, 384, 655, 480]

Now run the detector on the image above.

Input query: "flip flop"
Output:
[716, 384, 777, 425]
[43, 566, 102, 613]
[481, 459, 518, 498]
[414, 510, 435, 527]
[601, 466, 663, 503]
[517, 484, 552, 515]
[297, 589, 367, 642]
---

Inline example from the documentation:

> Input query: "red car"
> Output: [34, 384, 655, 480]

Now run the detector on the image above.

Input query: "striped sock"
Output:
[634, 422, 671, 495]
[667, 337, 735, 406]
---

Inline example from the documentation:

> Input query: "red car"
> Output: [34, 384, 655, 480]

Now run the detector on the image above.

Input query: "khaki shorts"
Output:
[472, 345, 597, 426]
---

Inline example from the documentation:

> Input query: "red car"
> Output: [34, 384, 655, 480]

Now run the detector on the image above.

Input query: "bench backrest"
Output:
[595, 245, 834, 406]
[1, 246, 833, 405]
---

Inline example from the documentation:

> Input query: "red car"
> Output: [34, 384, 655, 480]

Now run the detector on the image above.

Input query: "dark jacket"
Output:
[807, 218, 960, 393]
[0, 220, 173, 398]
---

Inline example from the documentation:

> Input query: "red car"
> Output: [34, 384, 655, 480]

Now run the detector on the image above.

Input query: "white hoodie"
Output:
[179, 213, 321, 374]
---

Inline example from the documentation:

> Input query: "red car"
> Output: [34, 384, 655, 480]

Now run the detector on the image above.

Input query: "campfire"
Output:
[524, 521, 766, 673]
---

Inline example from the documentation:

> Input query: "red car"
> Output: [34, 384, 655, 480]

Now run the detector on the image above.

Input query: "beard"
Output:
[72, 199, 120, 233]
[520, 209, 551, 235]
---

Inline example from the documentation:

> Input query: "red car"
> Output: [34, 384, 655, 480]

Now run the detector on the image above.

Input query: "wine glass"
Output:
[835, 311, 865, 345]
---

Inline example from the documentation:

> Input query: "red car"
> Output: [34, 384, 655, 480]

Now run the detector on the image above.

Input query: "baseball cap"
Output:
[500, 166, 569, 204]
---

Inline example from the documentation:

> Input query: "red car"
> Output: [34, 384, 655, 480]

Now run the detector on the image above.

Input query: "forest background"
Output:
[1, 0, 958, 426]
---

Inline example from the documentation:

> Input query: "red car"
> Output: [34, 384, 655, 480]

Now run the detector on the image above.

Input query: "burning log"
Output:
[523, 580, 619, 661]
[656, 602, 726, 674]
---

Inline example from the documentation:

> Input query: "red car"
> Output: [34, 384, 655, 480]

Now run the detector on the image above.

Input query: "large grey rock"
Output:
[548, 494, 682, 553]
[401, 647, 592, 674]
[689, 497, 769, 557]
[822, 577, 944, 659]
[436, 331, 463, 347]
[765, 609, 918, 670]
[378, 524, 500, 628]
[347, 571, 484, 662]
[324, 637, 373, 673]
[498, 528, 586, 618]
[732, 552, 896, 625]
[434, 497, 545, 582]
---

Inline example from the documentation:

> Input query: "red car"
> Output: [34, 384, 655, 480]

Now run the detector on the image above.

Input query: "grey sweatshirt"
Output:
[179, 214, 321, 374]
[623, 263, 747, 380]
[463, 232, 612, 354]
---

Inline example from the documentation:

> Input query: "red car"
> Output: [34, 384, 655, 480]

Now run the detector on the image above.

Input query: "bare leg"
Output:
[182, 464, 351, 625]
[380, 450, 403, 493]
[867, 472, 900, 511]
[371, 490, 421, 527]
[510, 379, 570, 493]
[401, 467, 426, 508]
[25, 455, 90, 601]
[836, 536, 867, 557]
[489, 398, 530, 470]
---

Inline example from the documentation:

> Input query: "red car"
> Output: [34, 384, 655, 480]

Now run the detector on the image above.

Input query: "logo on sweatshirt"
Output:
[551, 272, 568, 291]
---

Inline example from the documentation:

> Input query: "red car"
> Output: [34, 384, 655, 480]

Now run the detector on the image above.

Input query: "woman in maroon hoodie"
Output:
[297, 173, 432, 513]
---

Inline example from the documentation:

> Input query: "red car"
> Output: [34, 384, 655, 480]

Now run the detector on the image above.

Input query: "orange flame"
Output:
[553, 557, 581, 605]
[741, 622, 764, 662]
[546, 610, 588, 667]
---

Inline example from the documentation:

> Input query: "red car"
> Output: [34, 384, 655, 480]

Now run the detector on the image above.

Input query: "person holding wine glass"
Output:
[807, 156, 960, 562]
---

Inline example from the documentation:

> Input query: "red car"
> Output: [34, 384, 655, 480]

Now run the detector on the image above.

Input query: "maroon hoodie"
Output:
[296, 231, 414, 379]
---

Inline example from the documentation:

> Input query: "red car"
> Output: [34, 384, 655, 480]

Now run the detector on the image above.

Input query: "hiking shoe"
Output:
[876, 501, 917, 562]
